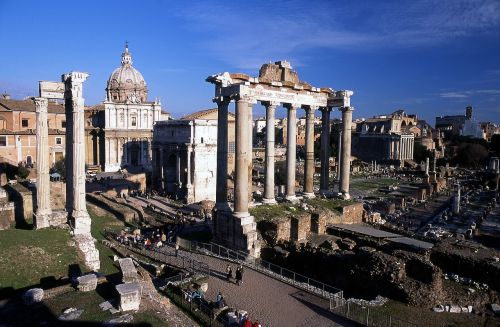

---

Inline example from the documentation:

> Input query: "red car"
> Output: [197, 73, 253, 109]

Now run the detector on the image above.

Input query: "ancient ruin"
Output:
[207, 61, 354, 257]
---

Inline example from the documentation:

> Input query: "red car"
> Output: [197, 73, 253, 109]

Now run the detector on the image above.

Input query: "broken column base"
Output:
[74, 234, 100, 271]
[34, 210, 69, 229]
[77, 273, 97, 292]
[262, 198, 277, 205]
[70, 210, 92, 235]
[213, 209, 261, 258]
[302, 192, 315, 199]
[341, 192, 351, 200]
[116, 283, 141, 311]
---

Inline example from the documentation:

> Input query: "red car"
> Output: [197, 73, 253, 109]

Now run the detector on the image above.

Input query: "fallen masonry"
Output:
[115, 282, 141, 312]
[76, 274, 97, 292]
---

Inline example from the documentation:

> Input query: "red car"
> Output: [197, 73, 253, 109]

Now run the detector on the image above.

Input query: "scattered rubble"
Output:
[22, 288, 44, 305]
[77, 274, 97, 292]
[59, 307, 84, 320]
[347, 295, 388, 307]
[432, 304, 472, 313]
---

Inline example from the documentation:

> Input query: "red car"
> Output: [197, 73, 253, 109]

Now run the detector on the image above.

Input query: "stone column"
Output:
[33, 97, 52, 229]
[234, 96, 250, 216]
[248, 102, 254, 203]
[285, 104, 298, 200]
[303, 106, 316, 198]
[176, 150, 182, 189]
[319, 107, 331, 194]
[215, 98, 230, 207]
[339, 106, 353, 199]
[337, 130, 342, 190]
[425, 157, 430, 176]
[262, 101, 278, 204]
[186, 145, 193, 203]
[63, 72, 91, 234]
[159, 147, 165, 190]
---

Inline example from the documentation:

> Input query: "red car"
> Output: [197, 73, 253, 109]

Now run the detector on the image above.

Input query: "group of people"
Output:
[116, 225, 179, 250]
[226, 264, 244, 285]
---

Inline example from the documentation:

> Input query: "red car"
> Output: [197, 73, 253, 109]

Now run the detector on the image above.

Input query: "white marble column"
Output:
[262, 101, 278, 204]
[63, 72, 91, 235]
[248, 102, 254, 203]
[339, 106, 353, 199]
[319, 107, 331, 194]
[234, 96, 250, 216]
[186, 145, 193, 203]
[285, 104, 298, 200]
[159, 147, 165, 190]
[215, 98, 229, 207]
[176, 150, 182, 189]
[33, 97, 52, 229]
[303, 106, 316, 198]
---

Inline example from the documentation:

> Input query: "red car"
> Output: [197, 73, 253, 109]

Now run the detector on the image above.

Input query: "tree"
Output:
[454, 143, 489, 168]
[491, 134, 500, 156]
[413, 143, 433, 163]
[17, 166, 29, 179]
[52, 157, 66, 179]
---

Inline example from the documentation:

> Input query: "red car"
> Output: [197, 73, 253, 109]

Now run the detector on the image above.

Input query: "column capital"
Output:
[303, 105, 318, 113]
[261, 101, 280, 109]
[32, 97, 48, 113]
[319, 106, 332, 113]
[213, 96, 230, 105]
[283, 103, 300, 111]
[232, 94, 253, 103]
[339, 106, 354, 112]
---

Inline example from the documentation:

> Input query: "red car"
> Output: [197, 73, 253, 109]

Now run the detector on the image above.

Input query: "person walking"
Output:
[226, 264, 233, 282]
[175, 238, 180, 257]
[235, 266, 242, 285]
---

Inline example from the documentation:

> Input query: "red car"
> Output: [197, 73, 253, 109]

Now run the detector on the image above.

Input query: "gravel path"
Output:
[155, 246, 352, 327]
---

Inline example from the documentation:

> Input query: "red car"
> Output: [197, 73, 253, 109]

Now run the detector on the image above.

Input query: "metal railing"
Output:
[331, 298, 417, 327]
[163, 286, 230, 327]
[181, 239, 343, 303]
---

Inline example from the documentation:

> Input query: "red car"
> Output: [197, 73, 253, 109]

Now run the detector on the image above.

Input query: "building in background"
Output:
[0, 95, 66, 167]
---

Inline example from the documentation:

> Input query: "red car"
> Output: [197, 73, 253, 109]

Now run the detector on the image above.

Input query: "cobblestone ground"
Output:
[156, 246, 352, 327]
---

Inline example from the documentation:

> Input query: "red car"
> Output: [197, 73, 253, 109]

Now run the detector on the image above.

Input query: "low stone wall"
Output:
[86, 193, 137, 222]
[5, 183, 33, 225]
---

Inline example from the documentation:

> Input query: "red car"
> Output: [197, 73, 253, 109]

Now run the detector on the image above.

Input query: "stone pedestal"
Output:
[116, 283, 141, 312]
[214, 209, 260, 258]
[118, 258, 139, 283]
[74, 234, 100, 271]
[77, 274, 97, 292]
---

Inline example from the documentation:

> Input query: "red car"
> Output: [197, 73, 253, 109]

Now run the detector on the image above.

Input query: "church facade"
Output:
[85, 44, 169, 172]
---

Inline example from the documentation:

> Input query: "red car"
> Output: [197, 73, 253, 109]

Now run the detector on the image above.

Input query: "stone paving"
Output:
[150, 245, 352, 327]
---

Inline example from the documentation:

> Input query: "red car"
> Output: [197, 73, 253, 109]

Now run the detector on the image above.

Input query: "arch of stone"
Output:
[207, 61, 354, 258]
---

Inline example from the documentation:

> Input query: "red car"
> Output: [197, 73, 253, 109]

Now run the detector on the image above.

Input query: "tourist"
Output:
[216, 291, 225, 308]
[144, 238, 151, 249]
[226, 265, 233, 282]
[252, 320, 261, 327]
[236, 265, 244, 285]
[242, 316, 252, 327]
[175, 239, 180, 257]
[161, 232, 167, 244]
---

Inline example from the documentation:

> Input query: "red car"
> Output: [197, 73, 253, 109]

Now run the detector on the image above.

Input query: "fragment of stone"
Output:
[22, 288, 44, 305]
[105, 313, 134, 324]
[491, 303, 500, 315]
[77, 274, 97, 292]
[118, 258, 139, 283]
[116, 283, 141, 311]
[59, 308, 84, 320]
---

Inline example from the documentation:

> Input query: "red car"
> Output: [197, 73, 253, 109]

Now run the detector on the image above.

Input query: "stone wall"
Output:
[290, 213, 311, 242]
[5, 183, 33, 226]
[341, 203, 364, 224]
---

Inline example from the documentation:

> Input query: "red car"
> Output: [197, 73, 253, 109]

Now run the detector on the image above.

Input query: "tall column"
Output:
[285, 104, 298, 200]
[176, 150, 182, 189]
[33, 97, 52, 229]
[186, 145, 193, 203]
[262, 101, 278, 204]
[215, 98, 230, 207]
[63, 72, 91, 235]
[234, 96, 250, 216]
[337, 130, 342, 190]
[303, 106, 316, 198]
[319, 107, 331, 194]
[339, 106, 353, 200]
[425, 157, 430, 176]
[248, 102, 254, 203]
[159, 147, 165, 190]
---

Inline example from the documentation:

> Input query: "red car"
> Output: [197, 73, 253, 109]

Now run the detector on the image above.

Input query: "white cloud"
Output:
[176, 0, 500, 68]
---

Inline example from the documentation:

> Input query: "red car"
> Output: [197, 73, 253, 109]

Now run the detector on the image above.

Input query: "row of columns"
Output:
[215, 96, 354, 217]
[155, 146, 193, 191]
[400, 137, 414, 160]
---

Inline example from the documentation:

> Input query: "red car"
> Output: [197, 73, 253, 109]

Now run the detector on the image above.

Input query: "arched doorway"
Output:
[129, 144, 140, 166]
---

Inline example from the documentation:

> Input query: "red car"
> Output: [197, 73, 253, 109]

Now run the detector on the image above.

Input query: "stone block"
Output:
[311, 212, 326, 234]
[116, 283, 141, 311]
[77, 274, 97, 292]
[74, 234, 100, 271]
[290, 213, 310, 242]
[22, 288, 44, 305]
[118, 258, 139, 283]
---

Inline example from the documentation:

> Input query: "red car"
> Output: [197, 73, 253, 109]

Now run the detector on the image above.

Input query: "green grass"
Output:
[304, 198, 355, 213]
[350, 178, 397, 191]
[249, 203, 304, 222]
[0, 228, 77, 291]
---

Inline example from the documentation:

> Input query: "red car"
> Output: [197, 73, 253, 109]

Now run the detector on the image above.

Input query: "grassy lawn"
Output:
[0, 228, 77, 293]
[304, 198, 355, 213]
[351, 178, 397, 191]
[249, 203, 304, 222]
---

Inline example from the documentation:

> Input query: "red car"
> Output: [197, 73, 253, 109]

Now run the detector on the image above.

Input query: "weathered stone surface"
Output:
[22, 288, 44, 305]
[341, 203, 364, 224]
[77, 273, 97, 292]
[118, 258, 139, 283]
[116, 282, 141, 311]
[59, 308, 84, 320]
[74, 234, 100, 271]
[290, 213, 310, 242]
[106, 313, 134, 324]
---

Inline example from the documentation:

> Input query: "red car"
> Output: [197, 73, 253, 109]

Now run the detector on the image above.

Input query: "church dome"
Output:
[106, 43, 148, 103]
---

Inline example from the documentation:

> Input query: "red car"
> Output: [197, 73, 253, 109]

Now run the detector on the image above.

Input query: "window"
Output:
[61, 121, 66, 128]
[55, 137, 62, 145]
[201, 137, 204, 144]
[228, 141, 235, 153]
[0, 136, 6, 146]
[131, 116, 137, 127]
[21, 119, 28, 127]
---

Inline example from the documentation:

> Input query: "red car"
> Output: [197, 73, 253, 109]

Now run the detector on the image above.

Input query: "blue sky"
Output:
[0, 0, 499, 125]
